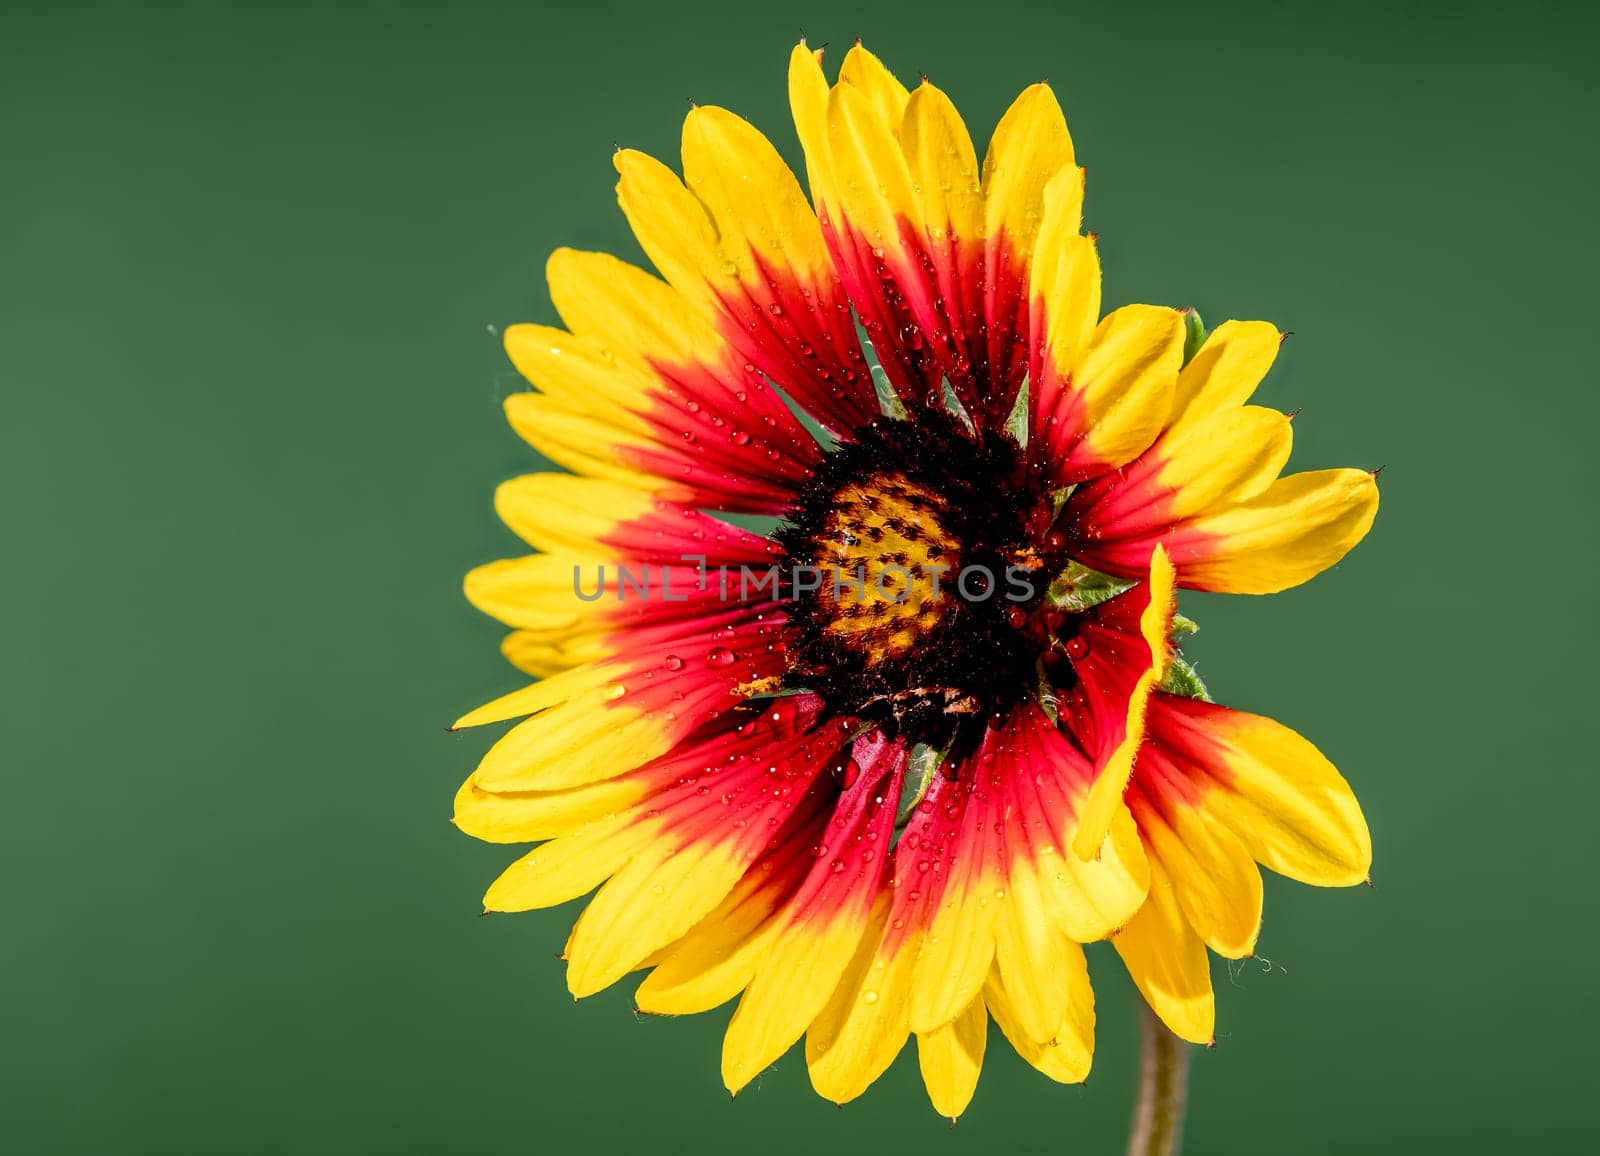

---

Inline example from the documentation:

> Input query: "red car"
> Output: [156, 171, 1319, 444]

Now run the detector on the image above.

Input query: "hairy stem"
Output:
[1126, 1000, 1191, 1156]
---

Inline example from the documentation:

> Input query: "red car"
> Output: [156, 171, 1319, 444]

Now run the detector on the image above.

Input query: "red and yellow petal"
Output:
[472, 696, 874, 1010]
[492, 473, 781, 566]
[635, 804, 826, 1016]
[1070, 468, 1379, 595]
[983, 83, 1078, 411]
[808, 699, 1126, 1113]
[1062, 320, 1379, 593]
[614, 111, 879, 435]
[1116, 691, 1371, 1036]
[1064, 404, 1293, 541]
[1060, 545, 1177, 859]
[880, 701, 1148, 1037]
[720, 732, 907, 1094]
[562, 718, 851, 998]
[1031, 301, 1186, 487]
[1127, 772, 1264, 959]
[466, 473, 787, 679]
[1158, 468, 1380, 595]
[803, 895, 917, 1105]
[506, 249, 822, 515]
[789, 43, 1086, 429]
[1141, 693, 1371, 886]
[898, 81, 991, 415]
[454, 611, 789, 793]
[790, 45, 949, 407]
[472, 695, 837, 901]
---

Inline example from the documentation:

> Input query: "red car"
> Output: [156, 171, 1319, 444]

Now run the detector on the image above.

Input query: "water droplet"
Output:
[663, 654, 684, 672]
[707, 647, 736, 667]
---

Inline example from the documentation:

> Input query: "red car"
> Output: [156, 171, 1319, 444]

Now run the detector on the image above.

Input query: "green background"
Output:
[5, 0, 1595, 1151]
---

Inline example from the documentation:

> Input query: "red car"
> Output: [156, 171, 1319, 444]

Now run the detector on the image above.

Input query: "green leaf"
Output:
[1036, 660, 1060, 724]
[1180, 307, 1208, 367]
[1004, 375, 1030, 448]
[941, 377, 976, 434]
[1161, 651, 1213, 701]
[1047, 560, 1136, 611]
[896, 741, 945, 828]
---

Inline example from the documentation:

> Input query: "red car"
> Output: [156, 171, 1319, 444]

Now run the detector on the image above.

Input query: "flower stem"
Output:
[1126, 1000, 1190, 1156]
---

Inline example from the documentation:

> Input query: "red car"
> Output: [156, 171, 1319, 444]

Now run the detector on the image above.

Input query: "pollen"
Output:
[811, 473, 961, 663]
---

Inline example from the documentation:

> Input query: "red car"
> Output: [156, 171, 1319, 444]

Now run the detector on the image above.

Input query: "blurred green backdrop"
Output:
[5, 0, 1596, 1151]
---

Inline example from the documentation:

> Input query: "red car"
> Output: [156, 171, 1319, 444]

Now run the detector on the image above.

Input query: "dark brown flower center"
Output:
[775, 407, 1051, 745]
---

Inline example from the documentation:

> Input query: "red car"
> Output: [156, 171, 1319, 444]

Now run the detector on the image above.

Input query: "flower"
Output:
[453, 39, 1378, 1119]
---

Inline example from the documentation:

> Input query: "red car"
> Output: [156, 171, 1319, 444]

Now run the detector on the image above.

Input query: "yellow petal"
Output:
[453, 773, 645, 844]
[481, 812, 656, 913]
[1027, 174, 1097, 361]
[492, 475, 657, 557]
[1051, 801, 1151, 940]
[566, 837, 750, 997]
[805, 899, 914, 1104]
[611, 147, 722, 310]
[1112, 861, 1214, 1045]
[787, 43, 834, 197]
[500, 630, 609, 678]
[635, 840, 810, 1015]
[838, 42, 910, 128]
[916, 995, 987, 1120]
[1197, 706, 1372, 885]
[451, 662, 613, 729]
[1134, 792, 1263, 959]
[468, 693, 666, 792]
[907, 798, 1003, 1034]
[899, 82, 983, 244]
[501, 394, 666, 492]
[502, 323, 655, 433]
[823, 78, 920, 259]
[680, 105, 835, 288]
[1175, 468, 1380, 595]
[991, 856, 1076, 1041]
[463, 555, 588, 632]
[983, 961, 1093, 1083]
[1064, 304, 1185, 472]
[1152, 405, 1294, 519]
[721, 905, 873, 1095]
[545, 248, 724, 374]
[1167, 319, 1281, 435]
[983, 84, 1074, 259]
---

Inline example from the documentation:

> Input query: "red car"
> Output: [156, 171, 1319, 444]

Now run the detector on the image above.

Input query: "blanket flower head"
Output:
[453, 39, 1378, 1119]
